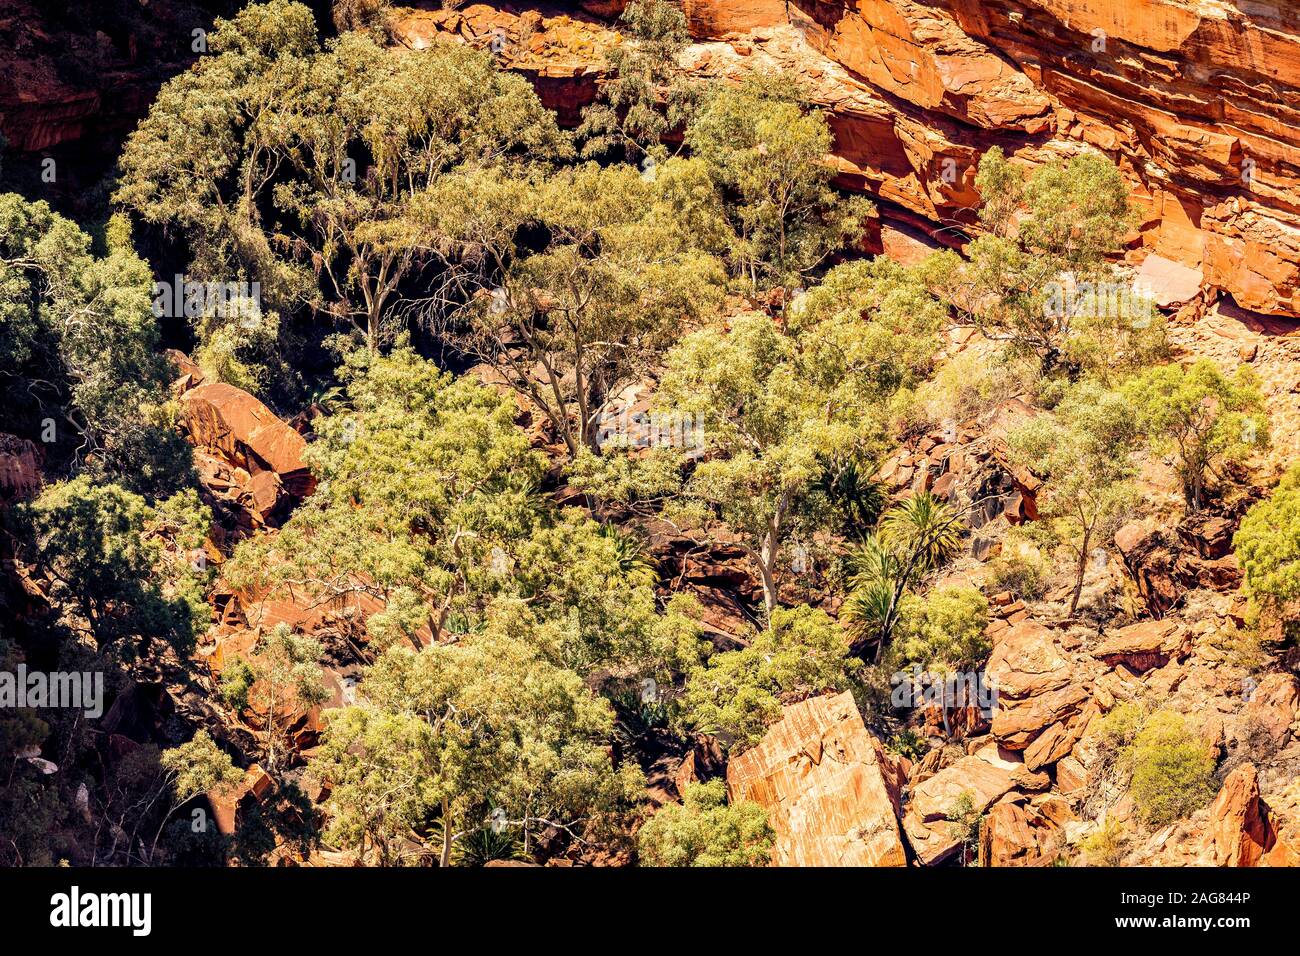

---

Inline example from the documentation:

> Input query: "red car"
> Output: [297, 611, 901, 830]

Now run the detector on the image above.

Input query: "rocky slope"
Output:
[392, 0, 1300, 319]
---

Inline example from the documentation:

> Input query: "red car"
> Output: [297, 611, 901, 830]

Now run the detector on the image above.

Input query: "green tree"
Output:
[153, 730, 242, 863]
[680, 605, 860, 750]
[225, 345, 543, 645]
[686, 75, 874, 289]
[115, 0, 569, 353]
[1235, 464, 1300, 611]
[889, 586, 989, 736]
[658, 260, 944, 614]
[484, 511, 692, 680]
[20, 477, 211, 657]
[579, 0, 696, 162]
[0, 196, 190, 493]
[311, 637, 644, 865]
[1127, 711, 1216, 827]
[1121, 358, 1267, 512]
[637, 779, 773, 866]
[1008, 380, 1141, 613]
[840, 492, 967, 659]
[921, 148, 1149, 376]
[429, 160, 726, 458]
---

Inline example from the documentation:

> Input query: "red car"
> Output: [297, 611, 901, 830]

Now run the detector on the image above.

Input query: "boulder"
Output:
[1115, 519, 1242, 617]
[1243, 674, 1300, 750]
[727, 691, 908, 867]
[1134, 253, 1204, 308]
[978, 793, 1075, 867]
[901, 743, 1021, 865]
[1209, 764, 1273, 867]
[1091, 619, 1190, 673]
[181, 382, 313, 495]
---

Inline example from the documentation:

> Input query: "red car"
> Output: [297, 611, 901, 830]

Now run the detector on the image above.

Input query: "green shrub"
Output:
[986, 549, 1050, 601]
[637, 780, 774, 867]
[1235, 465, 1300, 610]
[1127, 711, 1216, 827]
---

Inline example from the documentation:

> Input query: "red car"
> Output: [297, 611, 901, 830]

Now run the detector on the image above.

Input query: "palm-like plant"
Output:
[878, 491, 964, 577]
[840, 576, 895, 647]
[839, 494, 967, 661]
[598, 523, 659, 589]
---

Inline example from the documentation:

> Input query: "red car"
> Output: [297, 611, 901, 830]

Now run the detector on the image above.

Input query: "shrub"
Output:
[986, 550, 1050, 601]
[637, 780, 774, 867]
[1235, 464, 1300, 611]
[680, 605, 860, 750]
[1079, 817, 1130, 866]
[1127, 711, 1216, 827]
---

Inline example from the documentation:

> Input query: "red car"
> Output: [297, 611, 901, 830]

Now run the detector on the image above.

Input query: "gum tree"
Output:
[657, 259, 944, 614]
[115, 0, 569, 353]
[1008, 380, 1142, 613]
[1121, 358, 1267, 512]
[921, 148, 1142, 375]
[311, 637, 644, 865]
[686, 74, 874, 290]
[427, 160, 726, 459]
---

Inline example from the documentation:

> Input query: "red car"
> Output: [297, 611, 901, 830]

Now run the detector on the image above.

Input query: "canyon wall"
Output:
[684, 0, 1300, 318]
[398, 0, 1300, 319]
[4, 0, 1297, 318]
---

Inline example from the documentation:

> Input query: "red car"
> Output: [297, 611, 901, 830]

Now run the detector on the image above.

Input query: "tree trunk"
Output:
[439, 797, 452, 868]
[1069, 528, 1092, 616]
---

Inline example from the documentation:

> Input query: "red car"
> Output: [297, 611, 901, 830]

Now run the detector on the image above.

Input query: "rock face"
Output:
[1210, 764, 1274, 867]
[401, 1, 1300, 320]
[1115, 517, 1242, 617]
[726, 691, 908, 866]
[8, 0, 1300, 317]
[682, 0, 1300, 319]
[1091, 619, 1190, 674]
[901, 743, 1022, 864]
[986, 619, 1092, 771]
[0, 0, 227, 198]
[180, 381, 314, 499]
[0, 433, 42, 501]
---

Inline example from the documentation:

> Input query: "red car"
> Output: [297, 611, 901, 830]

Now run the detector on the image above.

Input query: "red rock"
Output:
[0, 433, 42, 501]
[181, 382, 314, 497]
[1134, 252, 1204, 308]
[978, 793, 1074, 867]
[902, 743, 1021, 865]
[1091, 619, 1189, 673]
[1243, 674, 1300, 750]
[727, 691, 907, 867]
[1210, 764, 1273, 867]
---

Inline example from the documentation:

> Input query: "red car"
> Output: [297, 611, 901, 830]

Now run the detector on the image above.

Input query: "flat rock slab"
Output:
[727, 691, 907, 867]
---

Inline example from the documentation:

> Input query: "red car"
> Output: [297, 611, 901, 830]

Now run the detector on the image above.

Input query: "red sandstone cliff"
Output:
[394, 0, 1300, 320]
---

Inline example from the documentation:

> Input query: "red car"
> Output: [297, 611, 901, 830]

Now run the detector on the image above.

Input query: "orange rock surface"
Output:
[726, 691, 908, 866]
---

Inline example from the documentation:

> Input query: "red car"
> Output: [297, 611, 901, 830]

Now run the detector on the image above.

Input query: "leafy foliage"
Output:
[657, 260, 944, 612]
[679, 605, 860, 750]
[1236, 465, 1300, 610]
[19, 477, 211, 656]
[637, 779, 773, 867]
[921, 148, 1154, 377]
[0, 197, 190, 492]
[685, 75, 874, 288]
[116, 1, 569, 353]
[311, 637, 645, 865]
[1009, 380, 1141, 613]
[1121, 358, 1267, 512]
